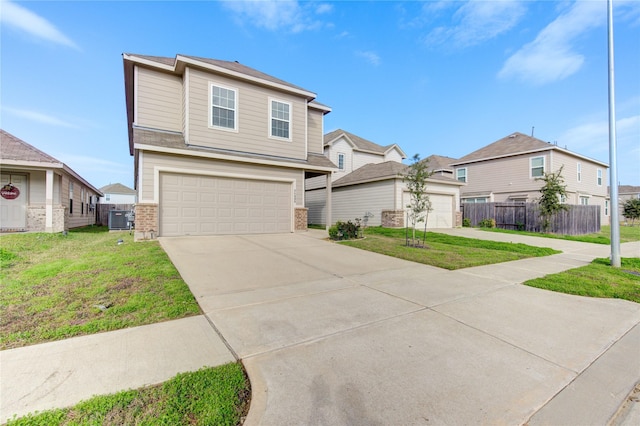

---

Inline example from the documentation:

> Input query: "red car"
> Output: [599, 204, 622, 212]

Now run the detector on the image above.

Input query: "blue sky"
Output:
[1, 0, 639, 189]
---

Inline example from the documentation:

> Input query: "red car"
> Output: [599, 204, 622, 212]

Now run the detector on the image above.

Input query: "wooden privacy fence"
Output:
[97, 204, 134, 227]
[462, 202, 600, 235]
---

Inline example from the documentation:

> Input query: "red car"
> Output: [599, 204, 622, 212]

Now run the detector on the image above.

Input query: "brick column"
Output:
[381, 210, 405, 228]
[295, 207, 308, 231]
[133, 203, 158, 241]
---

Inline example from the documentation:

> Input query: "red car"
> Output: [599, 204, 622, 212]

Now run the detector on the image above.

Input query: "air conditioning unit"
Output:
[108, 210, 131, 230]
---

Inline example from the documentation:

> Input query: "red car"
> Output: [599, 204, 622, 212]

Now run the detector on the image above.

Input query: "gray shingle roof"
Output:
[324, 129, 398, 155]
[453, 132, 552, 164]
[333, 161, 407, 187]
[0, 129, 61, 164]
[133, 127, 336, 170]
[424, 154, 457, 172]
[99, 183, 136, 195]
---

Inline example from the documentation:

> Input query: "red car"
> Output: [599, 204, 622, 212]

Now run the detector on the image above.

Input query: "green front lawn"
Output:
[524, 257, 640, 303]
[7, 363, 250, 426]
[341, 227, 560, 270]
[479, 224, 640, 244]
[0, 226, 201, 349]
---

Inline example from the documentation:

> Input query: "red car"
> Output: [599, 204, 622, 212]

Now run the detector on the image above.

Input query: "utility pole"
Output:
[607, 0, 621, 267]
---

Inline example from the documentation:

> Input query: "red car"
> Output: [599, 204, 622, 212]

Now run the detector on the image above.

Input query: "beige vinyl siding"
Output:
[27, 171, 46, 204]
[186, 68, 307, 160]
[353, 151, 384, 170]
[135, 67, 182, 132]
[549, 151, 608, 197]
[139, 151, 304, 205]
[65, 175, 98, 229]
[332, 180, 396, 226]
[384, 149, 404, 163]
[307, 108, 324, 154]
[460, 153, 550, 198]
[306, 188, 327, 225]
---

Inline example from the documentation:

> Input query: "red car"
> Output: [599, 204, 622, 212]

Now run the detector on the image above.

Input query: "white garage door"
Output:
[160, 173, 292, 237]
[402, 192, 454, 228]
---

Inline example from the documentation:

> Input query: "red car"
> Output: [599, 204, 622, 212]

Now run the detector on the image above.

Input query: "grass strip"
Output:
[6, 363, 250, 426]
[524, 257, 640, 303]
[0, 227, 201, 349]
[341, 227, 559, 270]
[478, 225, 640, 244]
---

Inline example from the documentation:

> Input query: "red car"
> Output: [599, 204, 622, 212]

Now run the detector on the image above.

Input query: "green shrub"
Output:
[462, 218, 471, 227]
[329, 219, 362, 240]
[479, 218, 496, 228]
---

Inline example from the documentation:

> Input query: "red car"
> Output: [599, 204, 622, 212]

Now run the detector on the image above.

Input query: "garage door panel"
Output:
[402, 192, 453, 229]
[160, 173, 292, 237]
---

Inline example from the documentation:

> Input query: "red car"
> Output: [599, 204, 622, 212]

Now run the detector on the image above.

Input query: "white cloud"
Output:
[559, 114, 640, 155]
[498, 1, 604, 85]
[356, 50, 381, 66]
[424, 0, 526, 48]
[3, 107, 78, 128]
[222, 0, 328, 33]
[0, 0, 80, 50]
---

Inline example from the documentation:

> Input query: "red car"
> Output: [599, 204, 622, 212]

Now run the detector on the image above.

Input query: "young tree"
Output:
[403, 154, 434, 247]
[622, 198, 640, 225]
[536, 165, 569, 233]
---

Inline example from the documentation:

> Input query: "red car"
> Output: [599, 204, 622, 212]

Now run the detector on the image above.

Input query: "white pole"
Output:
[607, 0, 621, 267]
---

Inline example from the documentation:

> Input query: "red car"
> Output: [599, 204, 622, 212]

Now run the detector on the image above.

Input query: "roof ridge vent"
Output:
[509, 134, 517, 138]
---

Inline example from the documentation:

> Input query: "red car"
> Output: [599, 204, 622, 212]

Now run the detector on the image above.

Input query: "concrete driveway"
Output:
[160, 231, 640, 425]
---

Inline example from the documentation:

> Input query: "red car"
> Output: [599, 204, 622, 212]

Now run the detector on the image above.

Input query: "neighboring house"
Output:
[332, 160, 464, 228]
[123, 53, 336, 240]
[306, 129, 462, 228]
[306, 129, 406, 225]
[0, 129, 102, 232]
[451, 132, 610, 224]
[99, 183, 137, 204]
[615, 185, 640, 224]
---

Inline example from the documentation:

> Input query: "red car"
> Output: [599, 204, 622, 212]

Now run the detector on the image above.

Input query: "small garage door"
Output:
[160, 173, 292, 237]
[402, 192, 454, 228]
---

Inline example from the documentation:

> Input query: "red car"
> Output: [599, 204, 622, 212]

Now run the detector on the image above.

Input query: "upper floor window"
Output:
[270, 100, 290, 140]
[211, 84, 236, 130]
[456, 168, 467, 183]
[338, 153, 345, 170]
[597, 169, 603, 186]
[531, 156, 544, 178]
[577, 162, 582, 182]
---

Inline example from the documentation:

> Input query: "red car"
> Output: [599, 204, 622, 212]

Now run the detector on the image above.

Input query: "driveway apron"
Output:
[159, 231, 640, 425]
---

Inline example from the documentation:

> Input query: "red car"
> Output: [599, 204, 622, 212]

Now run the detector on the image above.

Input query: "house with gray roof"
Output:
[123, 53, 336, 239]
[305, 129, 463, 228]
[451, 131, 610, 224]
[99, 183, 137, 205]
[0, 129, 102, 232]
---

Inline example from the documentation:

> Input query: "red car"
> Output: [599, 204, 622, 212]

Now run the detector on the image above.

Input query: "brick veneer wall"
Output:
[295, 207, 308, 231]
[26, 206, 66, 232]
[134, 203, 158, 241]
[381, 209, 405, 228]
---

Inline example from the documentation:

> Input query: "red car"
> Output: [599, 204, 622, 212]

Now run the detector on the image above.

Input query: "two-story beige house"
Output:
[451, 132, 610, 224]
[123, 54, 336, 240]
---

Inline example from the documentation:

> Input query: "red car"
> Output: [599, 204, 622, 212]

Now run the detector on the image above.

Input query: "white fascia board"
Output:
[123, 54, 175, 72]
[451, 146, 609, 168]
[0, 159, 64, 169]
[134, 143, 336, 173]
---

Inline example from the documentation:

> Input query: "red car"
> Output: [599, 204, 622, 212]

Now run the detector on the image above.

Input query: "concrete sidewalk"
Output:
[1, 229, 638, 424]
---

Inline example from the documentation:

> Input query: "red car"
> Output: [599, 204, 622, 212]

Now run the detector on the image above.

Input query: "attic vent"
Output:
[509, 134, 517, 138]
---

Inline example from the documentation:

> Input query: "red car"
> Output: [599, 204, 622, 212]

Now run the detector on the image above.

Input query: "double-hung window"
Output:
[531, 156, 544, 178]
[597, 169, 603, 186]
[270, 99, 290, 140]
[338, 153, 345, 170]
[456, 168, 467, 183]
[211, 84, 236, 130]
[577, 163, 582, 182]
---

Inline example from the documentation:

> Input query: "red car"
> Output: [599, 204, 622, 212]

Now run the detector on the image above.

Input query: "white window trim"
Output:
[579, 195, 590, 205]
[605, 199, 609, 215]
[337, 152, 345, 171]
[209, 82, 238, 132]
[530, 156, 545, 178]
[456, 167, 467, 183]
[268, 98, 292, 141]
[577, 162, 582, 182]
[597, 168, 603, 186]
